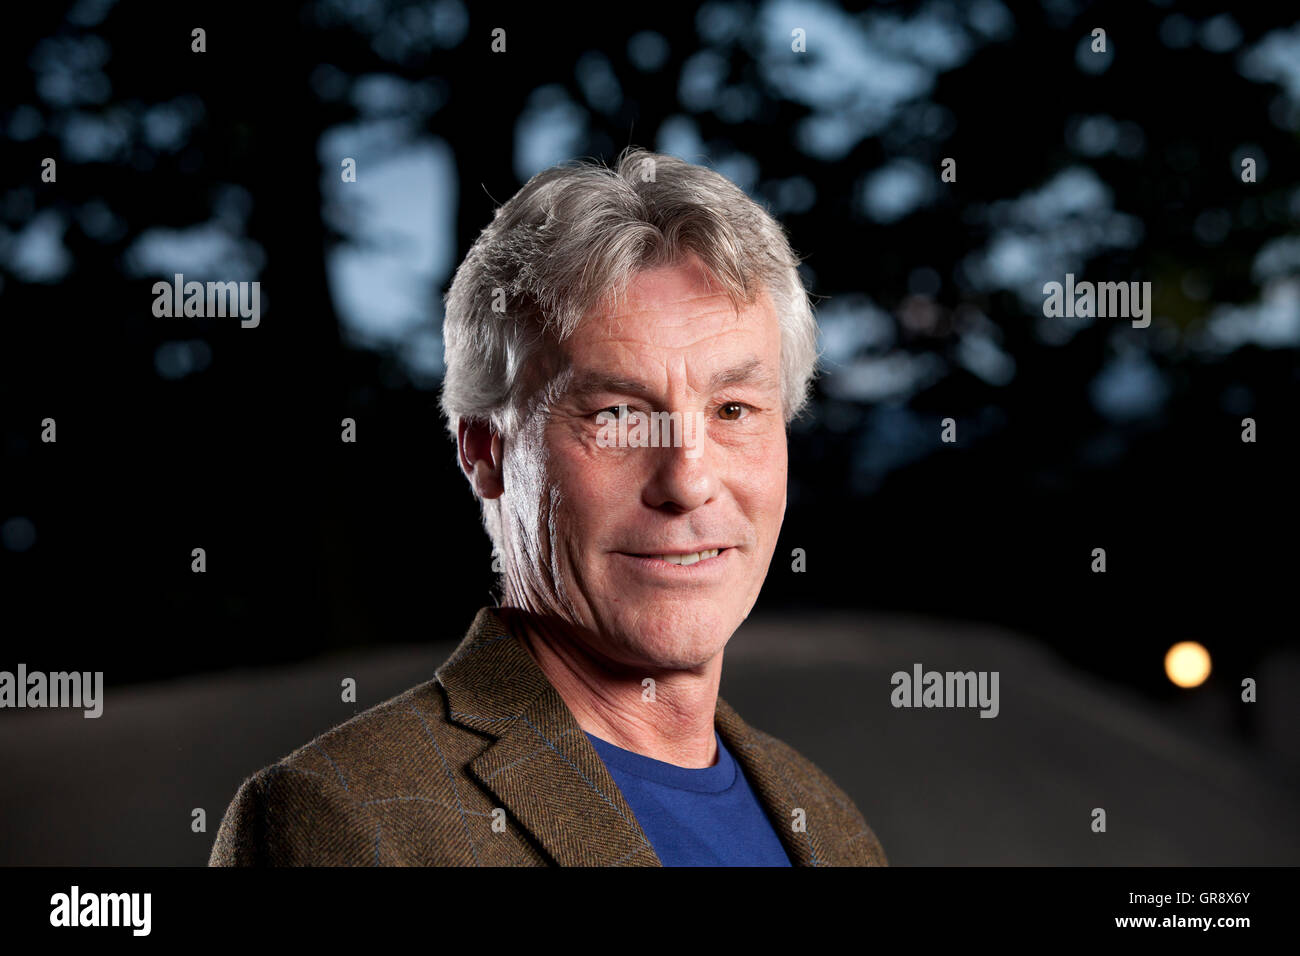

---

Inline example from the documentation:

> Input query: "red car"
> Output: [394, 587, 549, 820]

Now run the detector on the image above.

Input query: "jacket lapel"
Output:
[437, 608, 661, 867]
[438, 607, 824, 867]
[714, 696, 820, 866]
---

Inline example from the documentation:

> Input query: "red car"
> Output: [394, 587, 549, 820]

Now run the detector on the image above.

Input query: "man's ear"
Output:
[457, 419, 505, 500]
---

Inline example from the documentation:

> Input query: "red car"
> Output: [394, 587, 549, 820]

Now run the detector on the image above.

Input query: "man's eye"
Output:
[595, 404, 630, 420]
[718, 402, 748, 421]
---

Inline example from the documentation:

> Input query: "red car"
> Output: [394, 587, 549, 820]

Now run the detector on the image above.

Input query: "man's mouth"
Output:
[645, 548, 719, 566]
[623, 547, 730, 566]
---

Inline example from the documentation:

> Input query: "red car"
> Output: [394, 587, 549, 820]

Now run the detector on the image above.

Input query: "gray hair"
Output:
[439, 147, 821, 551]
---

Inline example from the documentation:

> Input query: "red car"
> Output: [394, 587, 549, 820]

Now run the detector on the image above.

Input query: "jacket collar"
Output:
[436, 607, 815, 867]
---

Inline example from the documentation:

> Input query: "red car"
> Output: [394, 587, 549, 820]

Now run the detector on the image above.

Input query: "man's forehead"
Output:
[591, 254, 775, 322]
[562, 354, 781, 397]
[600, 286, 741, 323]
[574, 307, 773, 354]
[576, 278, 778, 350]
[557, 302, 779, 391]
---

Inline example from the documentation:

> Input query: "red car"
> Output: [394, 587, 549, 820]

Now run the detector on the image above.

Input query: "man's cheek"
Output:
[580, 460, 640, 501]
[733, 465, 786, 511]
[558, 471, 621, 544]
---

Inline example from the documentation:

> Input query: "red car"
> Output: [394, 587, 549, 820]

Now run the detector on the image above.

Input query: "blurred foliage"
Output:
[1, 0, 1296, 715]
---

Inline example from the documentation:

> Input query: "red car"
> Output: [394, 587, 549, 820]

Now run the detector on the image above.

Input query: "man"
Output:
[210, 148, 887, 867]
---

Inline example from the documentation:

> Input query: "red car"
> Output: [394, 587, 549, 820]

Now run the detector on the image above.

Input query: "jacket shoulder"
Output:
[209, 678, 464, 866]
[744, 722, 889, 866]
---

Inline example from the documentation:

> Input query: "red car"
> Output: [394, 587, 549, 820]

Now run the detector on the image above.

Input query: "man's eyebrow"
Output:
[708, 357, 779, 391]
[564, 358, 779, 400]
[565, 371, 656, 399]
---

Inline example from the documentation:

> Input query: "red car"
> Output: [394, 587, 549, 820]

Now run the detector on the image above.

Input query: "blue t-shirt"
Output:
[584, 729, 792, 866]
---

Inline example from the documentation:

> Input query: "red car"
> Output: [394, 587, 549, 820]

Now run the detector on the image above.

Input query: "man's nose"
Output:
[640, 413, 716, 513]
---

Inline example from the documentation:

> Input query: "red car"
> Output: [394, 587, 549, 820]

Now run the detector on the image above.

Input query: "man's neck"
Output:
[496, 606, 723, 768]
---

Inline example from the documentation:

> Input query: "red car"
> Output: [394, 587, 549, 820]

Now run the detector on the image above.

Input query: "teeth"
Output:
[651, 549, 720, 566]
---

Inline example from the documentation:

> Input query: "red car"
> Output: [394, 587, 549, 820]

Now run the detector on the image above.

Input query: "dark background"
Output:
[1, 0, 1297, 864]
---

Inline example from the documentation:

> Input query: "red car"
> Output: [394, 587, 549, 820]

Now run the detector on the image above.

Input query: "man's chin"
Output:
[599, 615, 735, 672]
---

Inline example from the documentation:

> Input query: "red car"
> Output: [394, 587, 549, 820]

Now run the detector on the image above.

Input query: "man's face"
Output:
[501, 256, 788, 671]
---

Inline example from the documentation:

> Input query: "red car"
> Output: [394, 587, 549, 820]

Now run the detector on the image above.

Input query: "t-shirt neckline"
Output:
[584, 730, 737, 793]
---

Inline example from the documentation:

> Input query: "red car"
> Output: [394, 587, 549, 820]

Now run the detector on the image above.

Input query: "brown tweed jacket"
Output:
[209, 607, 888, 866]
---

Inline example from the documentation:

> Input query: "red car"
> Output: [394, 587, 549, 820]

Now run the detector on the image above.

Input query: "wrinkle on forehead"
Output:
[587, 277, 774, 353]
